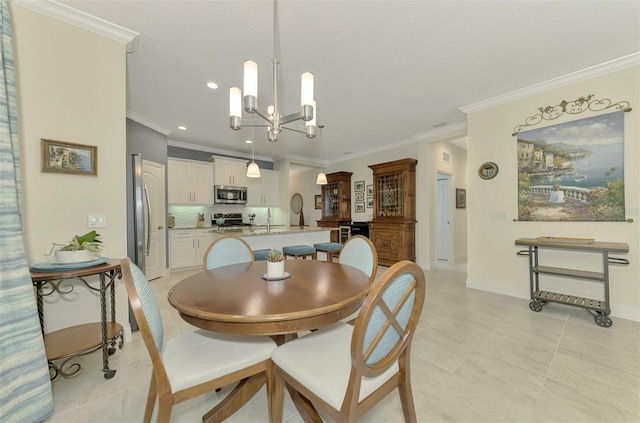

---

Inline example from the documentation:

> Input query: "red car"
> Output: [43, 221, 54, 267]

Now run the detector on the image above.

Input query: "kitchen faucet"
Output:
[267, 208, 271, 232]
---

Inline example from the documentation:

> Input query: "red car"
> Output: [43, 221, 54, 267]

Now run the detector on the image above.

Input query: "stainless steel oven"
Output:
[214, 185, 247, 204]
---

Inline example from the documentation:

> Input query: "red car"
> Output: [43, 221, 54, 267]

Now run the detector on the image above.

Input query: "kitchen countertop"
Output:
[170, 226, 330, 237]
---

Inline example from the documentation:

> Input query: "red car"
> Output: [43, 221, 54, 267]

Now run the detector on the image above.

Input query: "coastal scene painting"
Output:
[517, 111, 625, 221]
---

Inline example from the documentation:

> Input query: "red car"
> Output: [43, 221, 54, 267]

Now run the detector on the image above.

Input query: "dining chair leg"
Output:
[268, 361, 283, 423]
[398, 356, 417, 423]
[156, 392, 174, 422]
[143, 373, 157, 423]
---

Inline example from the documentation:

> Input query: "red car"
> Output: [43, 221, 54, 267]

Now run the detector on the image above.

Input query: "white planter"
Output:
[267, 261, 285, 278]
[54, 249, 92, 263]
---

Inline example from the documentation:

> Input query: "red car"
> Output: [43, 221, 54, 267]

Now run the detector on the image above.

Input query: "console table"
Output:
[30, 259, 123, 379]
[515, 238, 629, 327]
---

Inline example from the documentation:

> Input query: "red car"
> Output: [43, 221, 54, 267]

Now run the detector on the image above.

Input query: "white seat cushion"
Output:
[162, 330, 276, 392]
[271, 322, 398, 410]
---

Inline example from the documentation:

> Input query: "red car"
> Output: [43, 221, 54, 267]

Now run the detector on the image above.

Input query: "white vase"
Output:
[267, 261, 285, 278]
[55, 249, 93, 263]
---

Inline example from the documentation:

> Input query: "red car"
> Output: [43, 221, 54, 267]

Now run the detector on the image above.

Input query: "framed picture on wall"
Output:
[41, 139, 97, 176]
[354, 180, 365, 192]
[456, 188, 466, 209]
[314, 194, 322, 209]
[355, 192, 364, 201]
[366, 197, 373, 208]
[355, 202, 365, 213]
[366, 184, 373, 196]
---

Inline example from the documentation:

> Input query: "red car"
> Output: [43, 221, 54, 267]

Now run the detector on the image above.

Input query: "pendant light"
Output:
[247, 127, 261, 178]
[316, 125, 327, 185]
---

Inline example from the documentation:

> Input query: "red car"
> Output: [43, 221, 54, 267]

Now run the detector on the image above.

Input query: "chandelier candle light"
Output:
[316, 125, 327, 185]
[229, 0, 316, 142]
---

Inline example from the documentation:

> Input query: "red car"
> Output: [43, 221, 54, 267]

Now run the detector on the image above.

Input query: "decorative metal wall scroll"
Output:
[511, 94, 632, 136]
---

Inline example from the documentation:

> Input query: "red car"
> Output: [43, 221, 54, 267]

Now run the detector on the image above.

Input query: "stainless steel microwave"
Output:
[214, 185, 247, 204]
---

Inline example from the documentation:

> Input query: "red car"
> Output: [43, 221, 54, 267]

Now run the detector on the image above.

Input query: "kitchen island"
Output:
[169, 226, 332, 270]
[211, 226, 331, 252]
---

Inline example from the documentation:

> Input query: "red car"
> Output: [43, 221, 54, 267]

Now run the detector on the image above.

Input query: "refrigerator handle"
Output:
[143, 183, 151, 256]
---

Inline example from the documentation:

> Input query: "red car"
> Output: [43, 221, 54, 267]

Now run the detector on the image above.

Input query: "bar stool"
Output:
[252, 249, 272, 261]
[282, 245, 317, 260]
[313, 242, 343, 262]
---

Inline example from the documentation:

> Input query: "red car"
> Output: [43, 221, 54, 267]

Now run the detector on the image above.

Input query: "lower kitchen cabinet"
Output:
[169, 229, 215, 269]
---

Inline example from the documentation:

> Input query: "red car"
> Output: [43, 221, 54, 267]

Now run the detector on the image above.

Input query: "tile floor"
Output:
[44, 262, 640, 422]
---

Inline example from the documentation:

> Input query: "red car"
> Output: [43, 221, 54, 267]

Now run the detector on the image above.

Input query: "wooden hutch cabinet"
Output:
[368, 158, 417, 266]
[317, 171, 352, 242]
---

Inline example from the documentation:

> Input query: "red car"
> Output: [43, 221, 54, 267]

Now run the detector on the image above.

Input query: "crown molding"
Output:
[11, 0, 139, 53]
[168, 139, 274, 163]
[127, 110, 171, 136]
[412, 122, 467, 142]
[460, 52, 640, 114]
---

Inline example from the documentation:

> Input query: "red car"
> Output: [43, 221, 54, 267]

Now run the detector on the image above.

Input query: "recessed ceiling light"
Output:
[245, 140, 253, 144]
[206, 82, 219, 89]
[178, 126, 186, 130]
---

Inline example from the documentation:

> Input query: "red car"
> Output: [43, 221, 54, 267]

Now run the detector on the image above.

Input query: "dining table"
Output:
[168, 259, 371, 423]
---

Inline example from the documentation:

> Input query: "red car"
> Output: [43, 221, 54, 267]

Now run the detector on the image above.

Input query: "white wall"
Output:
[466, 66, 639, 320]
[289, 168, 322, 227]
[12, 5, 129, 333]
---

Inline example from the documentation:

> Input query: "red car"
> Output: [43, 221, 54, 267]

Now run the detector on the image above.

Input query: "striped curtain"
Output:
[0, 1, 54, 421]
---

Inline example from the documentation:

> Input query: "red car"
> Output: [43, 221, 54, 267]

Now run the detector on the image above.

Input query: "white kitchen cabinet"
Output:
[247, 169, 280, 206]
[168, 158, 214, 204]
[213, 156, 247, 187]
[170, 229, 215, 269]
[196, 230, 215, 265]
[169, 229, 196, 268]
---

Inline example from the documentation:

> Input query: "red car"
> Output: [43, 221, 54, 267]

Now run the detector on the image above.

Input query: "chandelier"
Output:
[229, 0, 316, 142]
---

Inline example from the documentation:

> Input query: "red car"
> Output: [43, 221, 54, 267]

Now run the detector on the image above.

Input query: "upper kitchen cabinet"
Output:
[168, 158, 214, 205]
[247, 169, 280, 206]
[213, 156, 248, 187]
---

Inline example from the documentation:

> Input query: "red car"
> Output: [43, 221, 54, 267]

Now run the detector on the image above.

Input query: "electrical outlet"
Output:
[88, 214, 106, 228]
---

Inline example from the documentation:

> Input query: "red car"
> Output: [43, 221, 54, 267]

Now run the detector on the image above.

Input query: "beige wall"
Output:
[12, 5, 129, 333]
[289, 168, 323, 227]
[466, 66, 639, 319]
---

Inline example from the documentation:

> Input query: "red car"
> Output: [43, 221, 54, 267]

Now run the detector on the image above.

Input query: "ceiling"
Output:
[58, 0, 639, 164]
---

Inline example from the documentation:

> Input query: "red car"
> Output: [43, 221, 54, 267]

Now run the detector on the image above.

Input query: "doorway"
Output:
[142, 160, 166, 280]
[436, 172, 452, 262]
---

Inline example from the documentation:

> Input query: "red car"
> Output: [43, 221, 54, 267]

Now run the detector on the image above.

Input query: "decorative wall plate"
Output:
[478, 162, 499, 180]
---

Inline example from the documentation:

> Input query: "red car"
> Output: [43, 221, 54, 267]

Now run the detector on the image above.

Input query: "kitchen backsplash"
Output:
[167, 205, 280, 228]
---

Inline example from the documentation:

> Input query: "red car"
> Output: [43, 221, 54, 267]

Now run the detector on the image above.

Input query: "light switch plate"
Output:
[88, 214, 106, 228]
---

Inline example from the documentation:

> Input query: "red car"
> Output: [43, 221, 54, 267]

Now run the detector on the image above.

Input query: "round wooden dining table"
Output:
[168, 259, 371, 423]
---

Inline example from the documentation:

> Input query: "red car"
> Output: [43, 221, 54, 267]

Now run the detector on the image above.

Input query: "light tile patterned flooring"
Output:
[45, 262, 640, 422]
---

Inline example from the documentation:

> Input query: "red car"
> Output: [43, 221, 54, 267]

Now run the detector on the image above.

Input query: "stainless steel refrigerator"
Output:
[127, 153, 151, 330]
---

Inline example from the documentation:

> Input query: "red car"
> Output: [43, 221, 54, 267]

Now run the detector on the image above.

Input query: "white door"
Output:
[436, 173, 451, 261]
[143, 160, 166, 280]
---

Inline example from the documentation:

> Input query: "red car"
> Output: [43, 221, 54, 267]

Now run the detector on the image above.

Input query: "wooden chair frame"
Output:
[121, 258, 273, 422]
[202, 234, 255, 271]
[338, 235, 379, 287]
[270, 260, 425, 422]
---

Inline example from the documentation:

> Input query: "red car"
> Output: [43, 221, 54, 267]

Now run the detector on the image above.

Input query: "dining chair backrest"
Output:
[338, 235, 378, 285]
[121, 258, 165, 360]
[202, 235, 254, 271]
[346, 260, 425, 415]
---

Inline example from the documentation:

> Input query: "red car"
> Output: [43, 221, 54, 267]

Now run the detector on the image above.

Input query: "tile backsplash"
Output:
[167, 205, 282, 228]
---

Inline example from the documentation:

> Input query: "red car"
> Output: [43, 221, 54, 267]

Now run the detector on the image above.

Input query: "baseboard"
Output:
[466, 278, 640, 322]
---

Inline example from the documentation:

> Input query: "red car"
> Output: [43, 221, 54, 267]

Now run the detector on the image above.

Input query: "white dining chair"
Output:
[202, 234, 254, 271]
[120, 258, 277, 422]
[338, 235, 378, 323]
[269, 260, 426, 423]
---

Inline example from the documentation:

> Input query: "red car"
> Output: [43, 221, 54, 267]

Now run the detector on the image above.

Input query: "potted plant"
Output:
[51, 230, 102, 263]
[266, 248, 285, 278]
